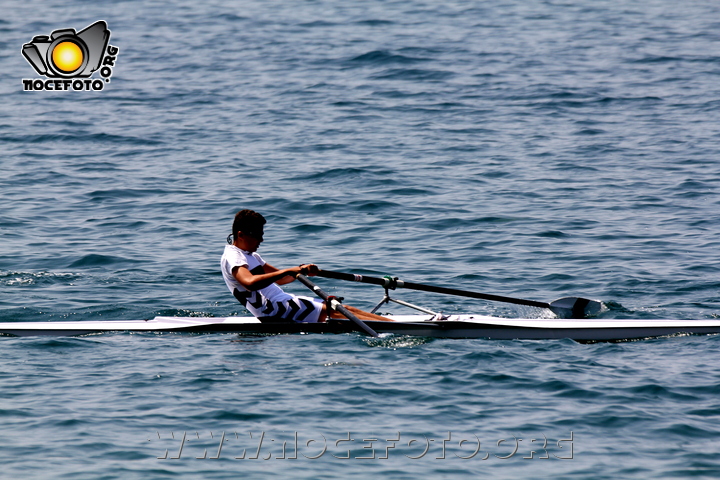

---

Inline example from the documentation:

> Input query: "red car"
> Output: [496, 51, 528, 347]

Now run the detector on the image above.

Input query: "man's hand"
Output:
[298, 264, 319, 276]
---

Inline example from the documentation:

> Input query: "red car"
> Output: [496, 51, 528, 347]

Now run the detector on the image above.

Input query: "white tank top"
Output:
[220, 245, 293, 318]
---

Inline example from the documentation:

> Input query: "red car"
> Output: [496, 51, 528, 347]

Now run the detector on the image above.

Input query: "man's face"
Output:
[239, 230, 263, 252]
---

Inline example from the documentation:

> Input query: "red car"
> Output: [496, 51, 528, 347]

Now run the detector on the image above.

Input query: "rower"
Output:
[220, 209, 393, 324]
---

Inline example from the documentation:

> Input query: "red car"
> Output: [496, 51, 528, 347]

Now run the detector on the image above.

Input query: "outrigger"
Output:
[1, 270, 718, 342]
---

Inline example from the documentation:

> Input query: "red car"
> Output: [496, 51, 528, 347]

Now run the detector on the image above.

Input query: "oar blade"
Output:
[549, 297, 604, 319]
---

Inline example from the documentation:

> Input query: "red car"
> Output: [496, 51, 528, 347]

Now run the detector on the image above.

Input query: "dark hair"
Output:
[230, 209, 266, 243]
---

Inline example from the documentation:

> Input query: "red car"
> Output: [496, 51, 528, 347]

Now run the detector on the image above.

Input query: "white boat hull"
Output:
[1, 315, 720, 342]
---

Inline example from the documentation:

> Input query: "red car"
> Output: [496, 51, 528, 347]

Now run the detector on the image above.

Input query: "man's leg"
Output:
[340, 305, 394, 321]
[319, 303, 393, 322]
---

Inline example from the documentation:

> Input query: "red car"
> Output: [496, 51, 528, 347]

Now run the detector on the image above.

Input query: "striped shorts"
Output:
[234, 289, 324, 323]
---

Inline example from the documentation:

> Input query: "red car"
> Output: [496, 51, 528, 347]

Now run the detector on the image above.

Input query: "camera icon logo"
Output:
[22, 20, 110, 78]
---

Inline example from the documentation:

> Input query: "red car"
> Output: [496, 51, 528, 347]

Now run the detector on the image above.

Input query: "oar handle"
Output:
[295, 274, 379, 337]
[317, 270, 551, 309]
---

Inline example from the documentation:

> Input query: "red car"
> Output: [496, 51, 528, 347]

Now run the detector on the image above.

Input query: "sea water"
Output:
[1, 0, 720, 478]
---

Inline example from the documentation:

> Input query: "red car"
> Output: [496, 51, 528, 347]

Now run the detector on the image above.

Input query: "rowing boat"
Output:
[1, 315, 719, 342]
[2, 269, 714, 341]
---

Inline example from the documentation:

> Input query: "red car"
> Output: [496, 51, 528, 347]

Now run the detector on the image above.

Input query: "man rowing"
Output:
[221, 209, 393, 323]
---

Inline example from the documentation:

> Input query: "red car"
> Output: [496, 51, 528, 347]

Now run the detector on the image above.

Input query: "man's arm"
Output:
[265, 263, 319, 285]
[263, 263, 296, 285]
[233, 264, 318, 290]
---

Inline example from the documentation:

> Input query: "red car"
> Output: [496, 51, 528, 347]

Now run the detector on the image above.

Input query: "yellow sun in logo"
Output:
[52, 41, 84, 73]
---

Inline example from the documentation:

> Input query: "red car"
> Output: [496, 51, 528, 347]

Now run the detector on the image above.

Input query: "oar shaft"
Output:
[295, 274, 379, 337]
[318, 270, 390, 287]
[317, 270, 551, 309]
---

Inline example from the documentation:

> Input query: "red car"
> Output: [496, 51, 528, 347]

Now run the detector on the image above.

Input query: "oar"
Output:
[317, 270, 603, 319]
[295, 274, 379, 337]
